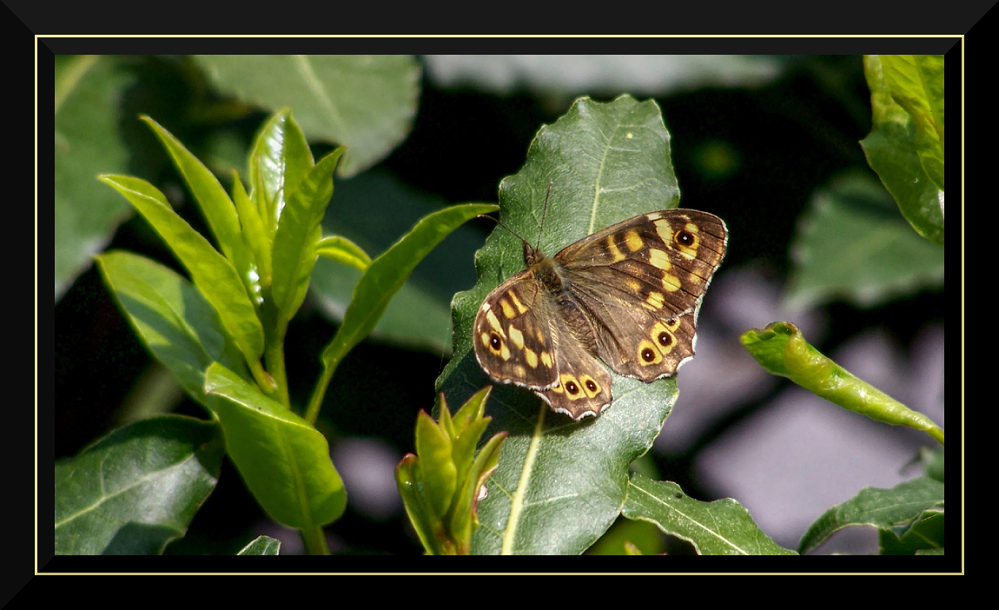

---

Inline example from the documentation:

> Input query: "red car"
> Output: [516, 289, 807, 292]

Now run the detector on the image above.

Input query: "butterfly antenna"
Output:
[477, 181, 553, 247]
[477, 214, 528, 245]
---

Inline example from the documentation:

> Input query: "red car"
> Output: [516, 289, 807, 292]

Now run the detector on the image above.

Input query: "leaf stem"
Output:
[301, 525, 330, 555]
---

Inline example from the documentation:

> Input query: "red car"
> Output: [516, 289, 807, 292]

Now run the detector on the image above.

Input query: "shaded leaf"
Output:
[586, 517, 666, 556]
[196, 55, 421, 177]
[920, 447, 944, 483]
[879, 510, 944, 555]
[786, 171, 944, 309]
[55, 416, 224, 555]
[95, 251, 249, 412]
[55, 55, 136, 299]
[798, 477, 944, 554]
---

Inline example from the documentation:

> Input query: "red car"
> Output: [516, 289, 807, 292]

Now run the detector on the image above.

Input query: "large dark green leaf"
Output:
[438, 95, 701, 554]
[55, 416, 224, 555]
[55, 55, 136, 299]
[195, 55, 420, 177]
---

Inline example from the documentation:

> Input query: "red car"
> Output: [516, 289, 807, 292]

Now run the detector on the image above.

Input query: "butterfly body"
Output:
[474, 208, 728, 421]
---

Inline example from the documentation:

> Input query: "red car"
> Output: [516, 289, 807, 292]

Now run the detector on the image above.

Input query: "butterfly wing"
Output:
[473, 271, 560, 392]
[473, 269, 613, 420]
[534, 327, 613, 419]
[555, 209, 727, 382]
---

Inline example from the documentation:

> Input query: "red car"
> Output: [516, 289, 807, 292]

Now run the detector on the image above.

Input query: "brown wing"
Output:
[472, 267, 614, 420]
[554, 209, 727, 382]
[473, 271, 560, 391]
[533, 330, 613, 420]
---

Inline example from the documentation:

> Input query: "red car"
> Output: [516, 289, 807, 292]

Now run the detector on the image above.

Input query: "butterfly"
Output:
[473, 208, 728, 420]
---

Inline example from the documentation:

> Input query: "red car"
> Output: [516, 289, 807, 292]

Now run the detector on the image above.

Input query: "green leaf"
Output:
[396, 454, 438, 554]
[786, 171, 944, 309]
[237, 536, 282, 555]
[312, 170, 490, 355]
[622, 474, 796, 555]
[246, 109, 315, 243]
[315, 203, 497, 405]
[438, 95, 690, 555]
[316, 235, 372, 272]
[798, 477, 944, 554]
[880, 55, 944, 190]
[99, 175, 267, 371]
[879, 510, 944, 555]
[860, 55, 944, 245]
[205, 363, 346, 530]
[741, 321, 944, 445]
[920, 447, 944, 483]
[140, 116, 258, 300]
[414, 410, 458, 519]
[270, 147, 346, 325]
[55, 415, 224, 555]
[396, 387, 506, 554]
[55, 55, 137, 299]
[231, 171, 270, 300]
[95, 251, 249, 412]
[195, 55, 421, 177]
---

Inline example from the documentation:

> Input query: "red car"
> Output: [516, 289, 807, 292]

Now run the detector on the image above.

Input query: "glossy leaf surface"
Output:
[55, 416, 224, 555]
[205, 363, 346, 530]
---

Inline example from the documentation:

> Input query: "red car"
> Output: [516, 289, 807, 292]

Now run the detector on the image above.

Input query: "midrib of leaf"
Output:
[587, 120, 618, 236]
[629, 482, 749, 555]
[292, 55, 346, 134]
[500, 404, 548, 554]
[280, 425, 317, 533]
[54, 454, 200, 528]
